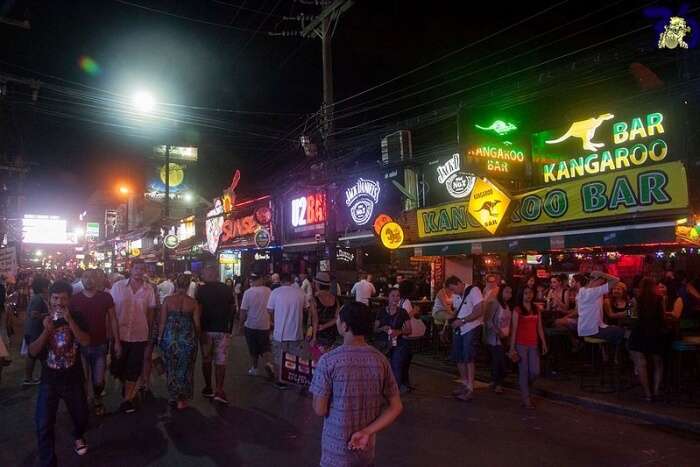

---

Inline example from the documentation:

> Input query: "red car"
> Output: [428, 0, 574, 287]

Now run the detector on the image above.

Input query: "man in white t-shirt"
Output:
[575, 271, 624, 344]
[446, 275, 484, 401]
[350, 273, 376, 305]
[240, 273, 272, 377]
[266, 273, 317, 390]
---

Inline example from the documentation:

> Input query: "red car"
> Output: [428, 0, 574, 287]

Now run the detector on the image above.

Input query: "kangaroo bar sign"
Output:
[533, 110, 674, 184]
[416, 161, 688, 239]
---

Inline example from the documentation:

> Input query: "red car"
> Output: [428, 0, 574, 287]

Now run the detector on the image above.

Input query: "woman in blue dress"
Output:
[159, 274, 200, 410]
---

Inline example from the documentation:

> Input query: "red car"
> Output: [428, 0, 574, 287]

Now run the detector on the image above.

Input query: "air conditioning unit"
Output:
[381, 130, 412, 165]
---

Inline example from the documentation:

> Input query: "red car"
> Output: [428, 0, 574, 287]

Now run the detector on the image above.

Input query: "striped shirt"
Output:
[310, 344, 399, 467]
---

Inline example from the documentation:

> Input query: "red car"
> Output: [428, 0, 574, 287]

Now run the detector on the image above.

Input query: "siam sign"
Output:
[536, 111, 669, 184]
[291, 193, 326, 227]
[345, 178, 380, 226]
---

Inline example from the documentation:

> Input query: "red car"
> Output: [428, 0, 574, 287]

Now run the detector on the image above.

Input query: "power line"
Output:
[329, 0, 570, 109]
[211, 0, 284, 18]
[112, 0, 265, 33]
[231, 0, 283, 60]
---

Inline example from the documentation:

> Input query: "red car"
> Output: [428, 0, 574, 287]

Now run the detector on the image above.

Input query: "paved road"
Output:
[1, 330, 699, 467]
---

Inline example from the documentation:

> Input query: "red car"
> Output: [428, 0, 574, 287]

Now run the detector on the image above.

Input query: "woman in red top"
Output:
[509, 287, 548, 409]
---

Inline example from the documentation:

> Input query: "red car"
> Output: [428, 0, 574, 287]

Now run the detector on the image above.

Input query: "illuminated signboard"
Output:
[153, 145, 199, 162]
[380, 222, 404, 250]
[206, 199, 224, 253]
[22, 215, 74, 245]
[220, 202, 273, 249]
[345, 178, 380, 226]
[466, 144, 526, 176]
[533, 110, 673, 184]
[436, 154, 476, 199]
[416, 161, 689, 239]
[464, 116, 528, 179]
[467, 178, 512, 234]
[86, 222, 100, 240]
[290, 193, 326, 228]
[475, 120, 518, 136]
[169, 216, 196, 242]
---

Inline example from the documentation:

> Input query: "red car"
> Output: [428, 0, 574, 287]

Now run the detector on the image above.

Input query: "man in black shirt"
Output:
[195, 265, 235, 404]
[29, 281, 91, 466]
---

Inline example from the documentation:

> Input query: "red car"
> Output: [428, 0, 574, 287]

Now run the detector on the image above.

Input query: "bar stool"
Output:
[579, 336, 619, 394]
[668, 336, 700, 403]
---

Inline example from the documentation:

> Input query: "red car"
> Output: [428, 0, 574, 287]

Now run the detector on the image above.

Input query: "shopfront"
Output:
[398, 105, 692, 290]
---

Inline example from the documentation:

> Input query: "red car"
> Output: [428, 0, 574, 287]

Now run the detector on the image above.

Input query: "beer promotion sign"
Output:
[416, 161, 688, 239]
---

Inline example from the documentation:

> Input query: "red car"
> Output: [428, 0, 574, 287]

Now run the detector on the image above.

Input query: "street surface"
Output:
[1, 332, 699, 467]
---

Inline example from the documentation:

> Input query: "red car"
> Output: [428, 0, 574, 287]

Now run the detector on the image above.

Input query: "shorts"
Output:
[452, 325, 482, 364]
[200, 332, 231, 366]
[271, 340, 308, 367]
[244, 327, 270, 357]
[117, 341, 147, 382]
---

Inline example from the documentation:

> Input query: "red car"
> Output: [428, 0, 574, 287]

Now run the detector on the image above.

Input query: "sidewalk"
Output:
[412, 349, 700, 434]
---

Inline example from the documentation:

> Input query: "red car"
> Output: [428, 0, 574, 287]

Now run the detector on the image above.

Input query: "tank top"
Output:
[515, 307, 539, 347]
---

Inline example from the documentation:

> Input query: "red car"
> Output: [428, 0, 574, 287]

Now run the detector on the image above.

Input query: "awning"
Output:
[403, 221, 677, 256]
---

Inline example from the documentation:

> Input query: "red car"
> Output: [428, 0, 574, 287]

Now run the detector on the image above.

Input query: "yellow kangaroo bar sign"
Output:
[467, 178, 511, 234]
[416, 161, 688, 239]
[539, 112, 668, 184]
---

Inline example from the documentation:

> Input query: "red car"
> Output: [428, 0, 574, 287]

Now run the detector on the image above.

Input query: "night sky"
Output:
[0, 0, 691, 217]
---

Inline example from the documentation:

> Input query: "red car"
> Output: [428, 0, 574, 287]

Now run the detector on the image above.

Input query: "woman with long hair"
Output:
[159, 274, 201, 410]
[628, 278, 666, 401]
[509, 287, 548, 408]
[657, 279, 683, 321]
[485, 283, 513, 394]
[310, 272, 339, 358]
[604, 282, 630, 325]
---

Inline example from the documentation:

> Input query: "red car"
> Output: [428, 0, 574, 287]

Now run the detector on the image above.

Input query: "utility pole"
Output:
[299, 0, 353, 296]
[163, 145, 171, 275]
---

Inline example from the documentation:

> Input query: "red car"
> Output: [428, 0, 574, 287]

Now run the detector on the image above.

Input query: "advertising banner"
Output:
[280, 352, 316, 386]
[218, 199, 274, 249]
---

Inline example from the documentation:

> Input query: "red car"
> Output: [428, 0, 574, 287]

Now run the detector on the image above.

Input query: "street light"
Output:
[131, 90, 156, 114]
[183, 192, 193, 203]
[119, 185, 130, 195]
[117, 184, 131, 234]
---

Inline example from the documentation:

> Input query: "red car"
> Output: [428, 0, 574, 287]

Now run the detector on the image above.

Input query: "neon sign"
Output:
[291, 193, 326, 227]
[475, 120, 518, 136]
[466, 145, 525, 174]
[345, 178, 380, 225]
[436, 154, 475, 199]
[206, 199, 224, 253]
[541, 112, 668, 183]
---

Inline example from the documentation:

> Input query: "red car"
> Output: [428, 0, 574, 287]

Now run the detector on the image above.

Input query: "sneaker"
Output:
[22, 378, 41, 387]
[74, 439, 88, 456]
[264, 363, 275, 381]
[451, 386, 467, 396]
[273, 382, 289, 391]
[121, 400, 136, 414]
[247, 367, 259, 376]
[202, 387, 215, 399]
[214, 392, 230, 405]
[455, 390, 473, 402]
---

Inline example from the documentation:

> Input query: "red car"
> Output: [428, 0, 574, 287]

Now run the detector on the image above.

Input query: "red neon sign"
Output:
[291, 193, 326, 227]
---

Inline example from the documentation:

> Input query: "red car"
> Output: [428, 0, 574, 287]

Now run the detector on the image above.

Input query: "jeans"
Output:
[488, 344, 506, 386]
[81, 344, 108, 395]
[389, 341, 411, 387]
[36, 381, 89, 467]
[515, 344, 540, 403]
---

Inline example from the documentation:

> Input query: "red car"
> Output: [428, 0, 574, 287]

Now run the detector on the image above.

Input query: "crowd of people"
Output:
[1, 261, 698, 467]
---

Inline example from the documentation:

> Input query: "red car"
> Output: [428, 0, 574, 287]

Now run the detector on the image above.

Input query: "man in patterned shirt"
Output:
[310, 302, 403, 467]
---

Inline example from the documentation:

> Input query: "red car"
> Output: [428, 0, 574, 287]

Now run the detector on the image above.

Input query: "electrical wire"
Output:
[112, 0, 266, 33]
